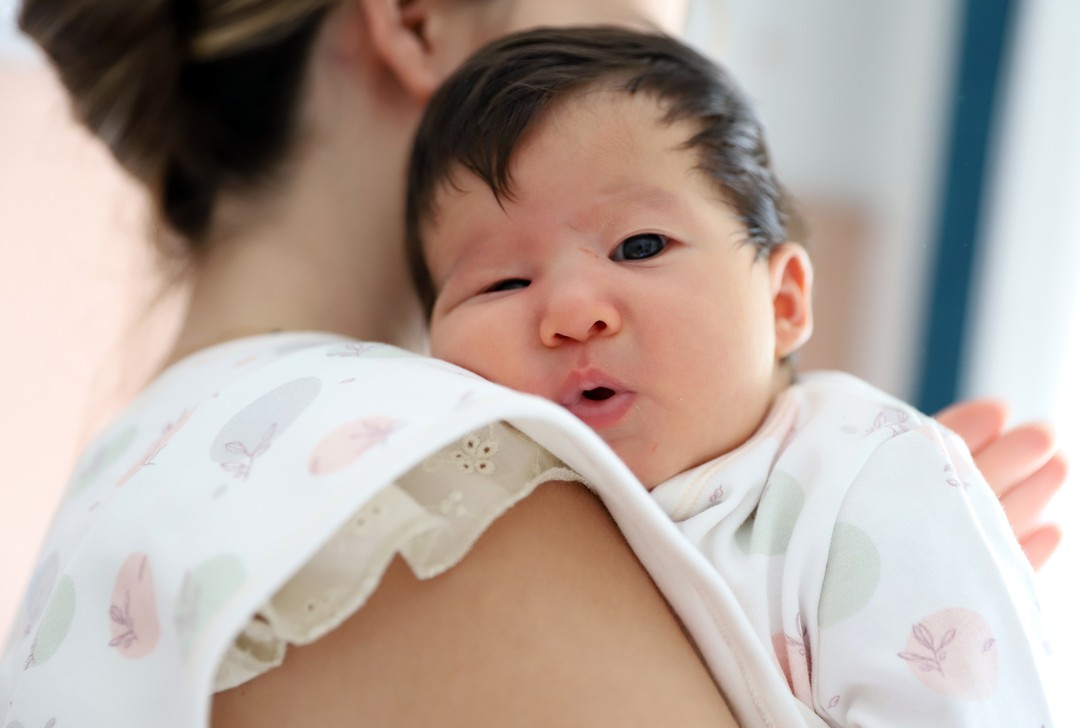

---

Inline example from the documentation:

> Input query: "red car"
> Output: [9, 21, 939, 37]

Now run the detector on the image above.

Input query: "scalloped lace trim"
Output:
[213, 423, 583, 692]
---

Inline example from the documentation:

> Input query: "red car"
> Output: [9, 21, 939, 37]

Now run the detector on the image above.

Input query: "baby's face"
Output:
[426, 91, 792, 488]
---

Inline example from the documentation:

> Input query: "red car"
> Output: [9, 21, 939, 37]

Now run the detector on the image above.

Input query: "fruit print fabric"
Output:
[117, 409, 196, 487]
[23, 577, 75, 669]
[899, 608, 999, 700]
[651, 371, 1053, 726]
[174, 555, 247, 660]
[0, 333, 820, 728]
[67, 425, 138, 498]
[816, 522, 880, 629]
[733, 471, 804, 556]
[308, 417, 401, 476]
[108, 553, 160, 659]
[209, 377, 321, 480]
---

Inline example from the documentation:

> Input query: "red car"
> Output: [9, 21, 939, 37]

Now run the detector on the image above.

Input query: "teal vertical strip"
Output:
[916, 0, 1018, 413]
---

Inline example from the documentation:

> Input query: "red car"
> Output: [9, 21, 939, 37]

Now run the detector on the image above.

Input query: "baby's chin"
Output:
[613, 439, 732, 491]
[611, 447, 682, 491]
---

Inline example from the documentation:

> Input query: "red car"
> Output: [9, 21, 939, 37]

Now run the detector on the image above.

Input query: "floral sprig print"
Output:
[327, 343, 378, 357]
[865, 408, 911, 438]
[220, 423, 278, 480]
[944, 464, 970, 489]
[898, 622, 955, 674]
[174, 572, 200, 638]
[108, 590, 138, 651]
[784, 612, 812, 667]
[118, 409, 195, 486]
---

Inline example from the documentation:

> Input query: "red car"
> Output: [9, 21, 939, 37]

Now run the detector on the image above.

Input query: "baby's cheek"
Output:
[428, 319, 470, 363]
[430, 320, 516, 387]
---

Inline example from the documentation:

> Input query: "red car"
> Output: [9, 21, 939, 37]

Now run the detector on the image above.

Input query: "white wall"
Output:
[0, 0, 35, 62]
[961, 0, 1080, 720]
[963, 0, 1080, 421]
[724, 1, 1076, 720]
[721, 0, 961, 399]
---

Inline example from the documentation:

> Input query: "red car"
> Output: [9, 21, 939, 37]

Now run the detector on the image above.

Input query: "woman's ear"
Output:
[359, 0, 442, 100]
[768, 242, 814, 359]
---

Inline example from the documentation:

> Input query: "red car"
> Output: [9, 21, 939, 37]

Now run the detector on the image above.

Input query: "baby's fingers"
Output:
[935, 399, 1008, 455]
[972, 422, 1058, 498]
[999, 452, 1068, 533]
[1019, 524, 1064, 572]
[935, 405, 1067, 572]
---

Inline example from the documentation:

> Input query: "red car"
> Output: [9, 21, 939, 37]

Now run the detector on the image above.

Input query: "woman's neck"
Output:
[162, 55, 428, 370]
[164, 223, 427, 369]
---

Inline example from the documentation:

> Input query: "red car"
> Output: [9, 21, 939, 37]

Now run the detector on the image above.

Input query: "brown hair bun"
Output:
[20, 0, 336, 250]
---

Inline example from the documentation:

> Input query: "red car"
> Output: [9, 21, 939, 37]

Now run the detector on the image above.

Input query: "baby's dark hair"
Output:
[406, 25, 802, 315]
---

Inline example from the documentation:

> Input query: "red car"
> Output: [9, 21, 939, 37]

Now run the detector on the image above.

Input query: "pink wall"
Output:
[0, 63, 181, 637]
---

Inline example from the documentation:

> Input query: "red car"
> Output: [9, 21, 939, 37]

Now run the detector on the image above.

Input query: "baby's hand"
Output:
[936, 399, 1067, 570]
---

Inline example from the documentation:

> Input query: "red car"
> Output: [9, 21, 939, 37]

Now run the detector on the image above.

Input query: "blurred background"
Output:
[710, 1, 1080, 719]
[2, 0, 1076, 719]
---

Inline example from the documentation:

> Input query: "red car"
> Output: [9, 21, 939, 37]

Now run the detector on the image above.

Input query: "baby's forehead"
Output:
[428, 87, 708, 208]
[424, 170, 743, 277]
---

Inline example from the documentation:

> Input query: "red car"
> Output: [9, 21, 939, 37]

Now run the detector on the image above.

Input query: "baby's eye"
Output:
[610, 233, 669, 262]
[484, 279, 530, 294]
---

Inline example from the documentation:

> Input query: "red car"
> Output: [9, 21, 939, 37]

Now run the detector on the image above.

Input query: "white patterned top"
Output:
[0, 333, 817, 728]
[652, 371, 1054, 726]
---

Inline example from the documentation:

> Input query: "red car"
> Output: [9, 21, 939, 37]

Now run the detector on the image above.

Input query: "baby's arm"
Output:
[935, 399, 1066, 569]
[808, 422, 1054, 726]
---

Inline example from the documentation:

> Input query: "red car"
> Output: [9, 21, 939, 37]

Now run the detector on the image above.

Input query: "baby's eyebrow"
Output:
[565, 185, 682, 234]
[428, 233, 500, 290]
[573, 185, 687, 228]
[604, 185, 683, 208]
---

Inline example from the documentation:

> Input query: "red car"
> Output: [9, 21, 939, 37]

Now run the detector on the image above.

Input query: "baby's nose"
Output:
[539, 285, 621, 346]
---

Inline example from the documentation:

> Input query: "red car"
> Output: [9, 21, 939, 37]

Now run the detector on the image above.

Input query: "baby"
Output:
[406, 27, 1052, 725]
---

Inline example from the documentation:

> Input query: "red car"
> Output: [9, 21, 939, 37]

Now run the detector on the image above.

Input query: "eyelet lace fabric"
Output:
[218, 423, 580, 690]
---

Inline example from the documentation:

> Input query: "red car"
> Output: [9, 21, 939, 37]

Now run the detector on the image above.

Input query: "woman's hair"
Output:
[19, 0, 338, 254]
[406, 26, 803, 316]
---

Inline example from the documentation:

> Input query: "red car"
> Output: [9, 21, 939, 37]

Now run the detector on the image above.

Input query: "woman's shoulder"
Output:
[2, 333, 802, 727]
[0, 334, 615, 723]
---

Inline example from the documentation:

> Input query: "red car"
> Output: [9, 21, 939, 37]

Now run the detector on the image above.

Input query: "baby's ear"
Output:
[768, 243, 814, 359]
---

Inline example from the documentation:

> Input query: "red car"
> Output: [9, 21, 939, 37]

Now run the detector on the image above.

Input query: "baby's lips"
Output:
[556, 368, 629, 406]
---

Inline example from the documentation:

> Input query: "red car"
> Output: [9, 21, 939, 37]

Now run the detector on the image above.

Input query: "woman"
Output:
[2, 0, 1064, 726]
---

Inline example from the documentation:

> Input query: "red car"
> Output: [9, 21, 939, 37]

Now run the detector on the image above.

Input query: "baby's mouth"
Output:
[561, 382, 635, 430]
[583, 387, 616, 401]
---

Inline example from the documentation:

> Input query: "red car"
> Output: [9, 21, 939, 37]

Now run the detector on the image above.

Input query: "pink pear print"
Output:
[117, 408, 196, 486]
[309, 417, 400, 475]
[898, 607, 998, 700]
[108, 553, 161, 658]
